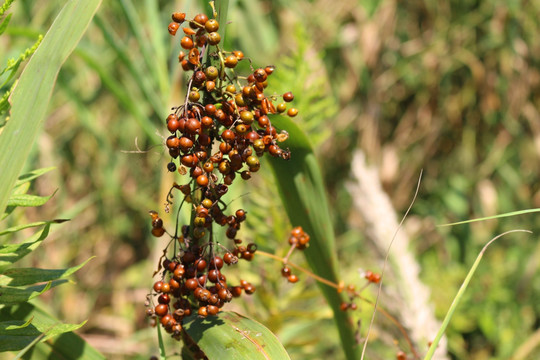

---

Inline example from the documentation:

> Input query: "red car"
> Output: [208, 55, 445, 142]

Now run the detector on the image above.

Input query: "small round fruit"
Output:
[205, 19, 219, 32]
[205, 66, 219, 80]
[167, 162, 177, 172]
[152, 227, 165, 237]
[253, 68, 267, 82]
[155, 304, 169, 317]
[172, 12, 186, 23]
[208, 32, 221, 45]
[283, 91, 294, 102]
[192, 13, 209, 28]
[287, 274, 299, 283]
[224, 55, 238, 68]
[240, 110, 254, 124]
[196, 174, 209, 187]
[277, 103, 287, 113]
[153, 281, 164, 292]
[287, 108, 298, 117]
[181, 36, 194, 49]
[168, 22, 179, 36]
[189, 90, 200, 102]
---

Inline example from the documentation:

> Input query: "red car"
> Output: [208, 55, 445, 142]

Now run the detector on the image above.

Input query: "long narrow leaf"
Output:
[7, 192, 55, 207]
[267, 116, 360, 360]
[424, 230, 531, 359]
[0, 219, 67, 237]
[0, 319, 85, 352]
[0, 0, 102, 215]
[0, 281, 58, 306]
[438, 208, 540, 227]
[0, 223, 50, 272]
[0, 302, 104, 358]
[14, 167, 56, 188]
[0, 257, 93, 286]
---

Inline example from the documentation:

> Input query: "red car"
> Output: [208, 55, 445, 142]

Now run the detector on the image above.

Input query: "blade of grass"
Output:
[438, 208, 540, 227]
[92, 14, 165, 117]
[119, 0, 168, 97]
[74, 48, 156, 139]
[267, 116, 360, 360]
[0, 0, 102, 215]
[424, 229, 532, 360]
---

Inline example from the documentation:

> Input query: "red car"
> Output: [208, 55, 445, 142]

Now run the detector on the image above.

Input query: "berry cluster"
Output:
[145, 8, 298, 339]
[279, 226, 311, 283]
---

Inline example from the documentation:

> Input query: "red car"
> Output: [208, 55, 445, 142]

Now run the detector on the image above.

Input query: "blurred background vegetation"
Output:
[2, 0, 540, 359]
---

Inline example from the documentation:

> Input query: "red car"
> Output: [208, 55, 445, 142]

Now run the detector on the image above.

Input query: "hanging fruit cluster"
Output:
[145, 7, 299, 339]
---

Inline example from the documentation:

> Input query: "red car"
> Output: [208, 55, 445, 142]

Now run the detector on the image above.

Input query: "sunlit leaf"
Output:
[182, 311, 291, 359]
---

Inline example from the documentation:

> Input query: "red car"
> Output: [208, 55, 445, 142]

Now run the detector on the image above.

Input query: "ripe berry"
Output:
[281, 266, 291, 277]
[158, 294, 171, 304]
[208, 32, 221, 45]
[168, 22, 180, 35]
[240, 110, 254, 124]
[221, 129, 235, 142]
[287, 274, 299, 283]
[205, 19, 219, 32]
[283, 91, 294, 102]
[198, 306, 208, 317]
[153, 281, 164, 292]
[207, 305, 219, 315]
[196, 174, 209, 187]
[224, 55, 238, 68]
[277, 103, 287, 113]
[189, 90, 200, 102]
[205, 103, 216, 115]
[223, 252, 237, 265]
[167, 162, 177, 172]
[211, 256, 224, 269]
[205, 66, 219, 80]
[287, 108, 298, 117]
[152, 227, 165, 237]
[166, 136, 180, 149]
[205, 80, 216, 92]
[172, 12, 186, 23]
[155, 304, 169, 317]
[253, 68, 267, 82]
[192, 13, 209, 28]
[180, 36, 194, 49]
[244, 284, 256, 294]
[233, 50, 244, 59]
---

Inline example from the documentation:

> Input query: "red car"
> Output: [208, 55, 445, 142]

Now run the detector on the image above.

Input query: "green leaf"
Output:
[0, 317, 86, 353]
[182, 311, 291, 360]
[0, 12, 11, 35]
[0, 219, 68, 237]
[424, 230, 531, 359]
[4, 317, 33, 330]
[7, 192, 55, 208]
[0, 281, 64, 306]
[14, 167, 56, 188]
[438, 208, 540, 227]
[0, 257, 93, 286]
[0, 223, 50, 272]
[0, 0, 103, 216]
[0, 302, 105, 358]
[267, 115, 360, 360]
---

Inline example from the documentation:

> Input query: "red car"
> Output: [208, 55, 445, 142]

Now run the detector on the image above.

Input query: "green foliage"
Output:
[0, 0, 104, 357]
[2, 0, 538, 359]
[268, 116, 359, 360]
[182, 311, 291, 359]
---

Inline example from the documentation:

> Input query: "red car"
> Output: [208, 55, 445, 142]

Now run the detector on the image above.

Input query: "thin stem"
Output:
[256, 250, 418, 355]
